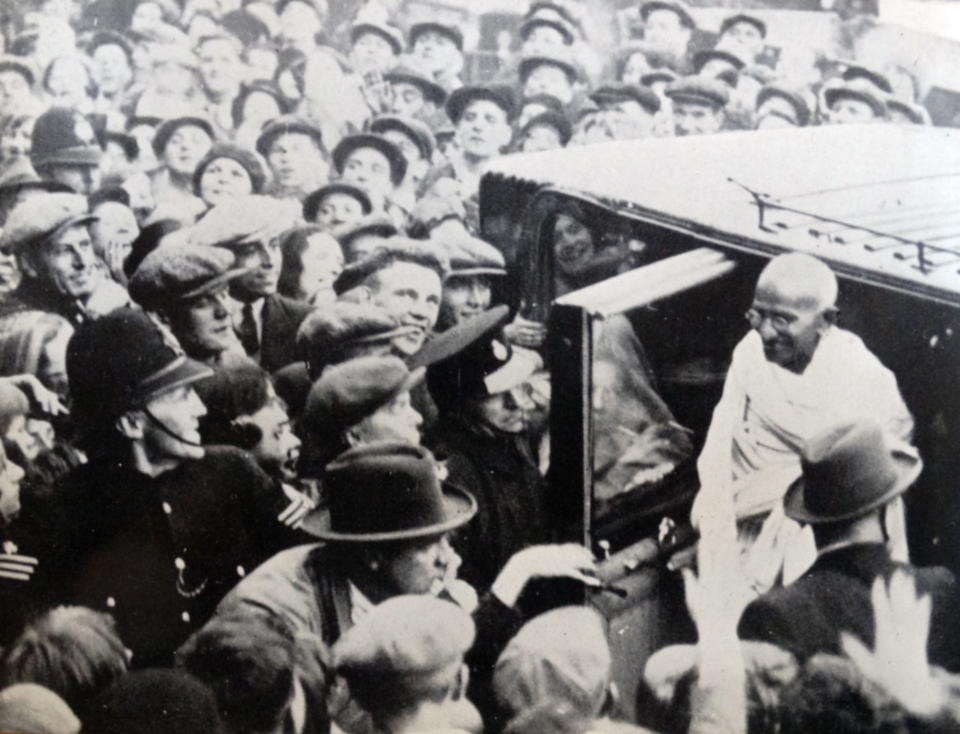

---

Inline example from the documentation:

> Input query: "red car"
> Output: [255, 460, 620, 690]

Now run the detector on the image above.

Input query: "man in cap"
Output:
[336, 215, 399, 262]
[86, 32, 135, 118]
[519, 50, 580, 108]
[188, 195, 311, 373]
[332, 133, 407, 222]
[409, 21, 465, 93]
[0, 193, 127, 324]
[150, 115, 214, 223]
[368, 114, 436, 197]
[25, 308, 298, 666]
[334, 595, 480, 734]
[212, 440, 597, 732]
[738, 420, 960, 671]
[640, 0, 696, 64]
[303, 183, 372, 233]
[694, 254, 913, 592]
[256, 115, 328, 202]
[196, 33, 247, 136]
[589, 83, 661, 140]
[716, 13, 767, 64]
[665, 76, 729, 135]
[755, 83, 811, 129]
[127, 243, 249, 367]
[515, 110, 572, 152]
[823, 81, 887, 125]
[29, 107, 102, 196]
[333, 240, 448, 360]
[350, 20, 403, 75]
[434, 227, 507, 330]
[383, 59, 448, 122]
[692, 49, 745, 81]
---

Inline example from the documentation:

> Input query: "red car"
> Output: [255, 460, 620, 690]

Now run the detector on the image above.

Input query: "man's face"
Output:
[380, 533, 458, 595]
[412, 30, 461, 75]
[267, 132, 326, 190]
[388, 82, 426, 117]
[90, 201, 138, 253]
[241, 389, 301, 482]
[521, 25, 567, 56]
[49, 164, 101, 196]
[340, 147, 394, 199]
[350, 31, 396, 74]
[367, 262, 441, 355]
[523, 64, 574, 105]
[92, 43, 133, 95]
[0, 71, 32, 112]
[140, 385, 207, 462]
[673, 100, 723, 136]
[30, 224, 98, 299]
[829, 98, 879, 125]
[232, 238, 281, 300]
[644, 8, 691, 52]
[456, 100, 511, 160]
[198, 38, 244, 96]
[0, 440, 25, 524]
[720, 21, 763, 59]
[475, 383, 536, 434]
[172, 286, 235, 357]
[354, 389, 423, 446]
[314, 193, 365, 230]
[163, 124, 212, 176]
[442, 274, 492, 325]
[748, 283, 829, 371]
[199, 157, 254, 205]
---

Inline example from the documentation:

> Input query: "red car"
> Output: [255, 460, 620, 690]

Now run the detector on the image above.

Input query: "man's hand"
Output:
[503, 315, 547, 349]
[491, 543, 597, 608]
[4, 375, 67, 416]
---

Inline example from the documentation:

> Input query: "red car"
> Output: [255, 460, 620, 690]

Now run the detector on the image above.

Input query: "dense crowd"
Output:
[0, 0, 956, 732]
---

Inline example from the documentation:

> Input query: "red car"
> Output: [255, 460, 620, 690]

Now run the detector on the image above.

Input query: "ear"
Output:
[116, 410, 145, 440]
[822, 306, 839, 326]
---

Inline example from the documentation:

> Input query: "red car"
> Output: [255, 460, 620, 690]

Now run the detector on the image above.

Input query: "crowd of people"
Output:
[0, 0, 956, 731]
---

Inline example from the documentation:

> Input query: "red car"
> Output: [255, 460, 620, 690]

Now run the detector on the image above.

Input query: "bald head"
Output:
[755, 254, 838, 311]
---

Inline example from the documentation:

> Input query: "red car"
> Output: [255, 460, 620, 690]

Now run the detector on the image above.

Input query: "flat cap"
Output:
[641, 69, 676, 86]
[590, 83, 660, 114]
[824, 81, 887, 118]
[30, 107, 102, 170]
[336, 215, 399, 254]
[350, 21, 404, 55]
[445, 85, 517, 124]
[335, 594, 474, 679]
[640, 0, 696, 29]
[0, 193, 97, 254]
[494, 606, 610, 719]
[297, 301, 413, 365]
[520, 110, 573, 145]
[303, 183, 372, 222]
[304, 355, 423, 435]
[0, 54, 36, 85]
[384, 61, 447, 107]
[332, 133, 408, 186]
[184, 194, 302, 249]
[439, 230, 507, 278]
[757, 83, 811, 126]
[720, 12, 767, 38]
[409, 21, 463, 51]
[518, 50, 581, 84]
[255, 115, 324, 157]
[151, 116, 215, 157]
[333, 238, 449, 295]
[664, 75, 730, 108]
[128, 243, 249, 311]
[369, 115, 436, 161]
[692, 48, 746, 74]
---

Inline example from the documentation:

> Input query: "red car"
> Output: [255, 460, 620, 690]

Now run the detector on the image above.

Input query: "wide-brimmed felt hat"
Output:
[408, 21, 463, 51]
[384, 61, 447, 107]
[302, 441, 476, 542]
[302, 183, 372, 221]
[720, 12, 767, 38]
[757, 83, 811, 126]
[519, 51, 580, 84]
[590, 83, 660, 114]
[0, 193, 97, 254]
[693, 48, 746, 74]
[368, 115, 436, 161]
[445, 85, 517, 124]
[640, 0, 695, 28]
[254, 115, 324, 157]
[332, 133, 408, 186]
[784, 420, 922, 524]
[128, 243, 251, 311]
[350, 21, 404, 56]
[824, 83, 887, 118]
[151, 116, 214, 157]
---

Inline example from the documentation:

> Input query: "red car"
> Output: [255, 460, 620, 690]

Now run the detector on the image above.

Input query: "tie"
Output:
[238, 302, 259, 356]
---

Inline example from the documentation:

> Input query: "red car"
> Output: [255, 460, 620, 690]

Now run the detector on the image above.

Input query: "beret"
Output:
[719, 13, 767, 38]
[823, 82, 887, 118]
[333, 238, 449, 295]
[303, 183, 373, 222]
[0, 54, 36, 85]
[304, 355, 423, 434]
[408, 21, 463, 51]
[589, 83, 660, 114]
[128, 243, 249, 310]
[296, 301, 413, 366]
[184, 194, 302, 249]
[664, 75, 730, 108]
[494, 606, 610, 719]
[332, 133, 408, 187]
[151, 116, 215, 157]
[445, 85, 517, 124]
[255, 115, 324, 157]
[639, 0, 696, 29]
[350, 21, 404, 55]
[520, 110, 573, 145]
[383, 61, 447, 107]
[0, 193, 97, 254]
[191, 143, 269, 196]
[335, 594, 474, 677]
[518, 50, 580, 84]
[368, 115, 436, 161]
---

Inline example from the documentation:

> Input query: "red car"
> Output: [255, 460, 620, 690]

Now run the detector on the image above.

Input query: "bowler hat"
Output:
[445, 85, 516, 124]
[128, 243, 250, 311]
[302, 183, 372, 222]
[784, 420, 922, 524]
[296, 301, 414, 368]
[332, 134, 407, 187]
[441, 231, 508, 278]
[384, 62, 447, 107]
[151, 116, 215, 158]
[30, 108, 102, 170]
[0, 193, 97, 254]
[368, 115, 436, 161]
[350, 21, 404, 55]
[304, 441, 476, 541]
[254, 115, 324, 157]
[720, 13, 767, 39]
[640, 0, 695, 29]
[408, 21, 463, 51]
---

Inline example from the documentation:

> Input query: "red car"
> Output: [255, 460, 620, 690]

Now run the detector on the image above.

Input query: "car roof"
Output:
[483, 124, 960, 306]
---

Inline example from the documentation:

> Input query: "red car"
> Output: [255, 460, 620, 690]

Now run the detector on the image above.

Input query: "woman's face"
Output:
[163, 124, 212, 176]
[0, 117, 35, 161]
[173, 286, 235, 357]
[297, 233, 343, 303]
[553, 213, 595, 277]
[199, 157, 254, 205]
